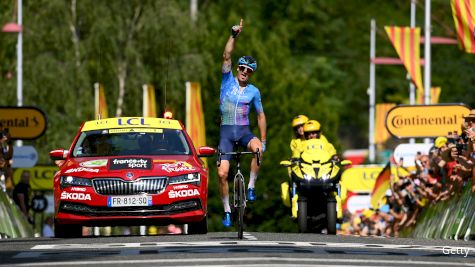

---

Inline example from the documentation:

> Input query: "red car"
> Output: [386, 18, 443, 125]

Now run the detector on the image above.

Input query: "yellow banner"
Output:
[385, 104, 470, 138]
[375, 103, 396, 144]
[186, 82, 207, 166]
[143, 84, 157, 117]
[94, 83, 108, 119]
[340, 165, 408, 204]
[13, 166, 57, 190]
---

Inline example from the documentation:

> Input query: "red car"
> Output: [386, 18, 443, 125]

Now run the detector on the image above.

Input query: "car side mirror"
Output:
[198, 146, 216, 157]
[49, 149, 69, 160]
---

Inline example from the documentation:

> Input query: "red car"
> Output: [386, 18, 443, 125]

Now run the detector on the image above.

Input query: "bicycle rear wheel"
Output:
[234, 173, 246, 239]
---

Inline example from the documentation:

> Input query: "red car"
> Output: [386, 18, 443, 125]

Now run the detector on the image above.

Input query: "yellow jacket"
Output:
[290, 134, 333, 158]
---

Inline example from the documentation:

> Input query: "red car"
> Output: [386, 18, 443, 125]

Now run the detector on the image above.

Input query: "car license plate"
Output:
[107, 195, 152, 207]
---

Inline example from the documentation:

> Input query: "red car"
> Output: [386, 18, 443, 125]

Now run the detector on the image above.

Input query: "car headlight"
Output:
[60, 176, 93, 188]
[168, 173, 200, 185]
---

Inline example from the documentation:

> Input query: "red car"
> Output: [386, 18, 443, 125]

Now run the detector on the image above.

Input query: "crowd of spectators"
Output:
[0, 124, 13, 193]
[341, 110, 475, 237]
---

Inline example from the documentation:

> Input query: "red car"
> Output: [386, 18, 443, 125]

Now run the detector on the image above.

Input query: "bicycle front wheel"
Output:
[234, 173, 246, 239]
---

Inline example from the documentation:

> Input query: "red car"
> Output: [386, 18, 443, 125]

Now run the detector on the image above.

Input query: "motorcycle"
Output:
[280, 143, 351, 234]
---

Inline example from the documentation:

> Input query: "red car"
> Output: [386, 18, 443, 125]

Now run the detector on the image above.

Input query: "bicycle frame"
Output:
[217, 148, 260, 239]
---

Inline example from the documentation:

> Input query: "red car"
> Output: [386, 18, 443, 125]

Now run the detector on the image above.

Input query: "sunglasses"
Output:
[238, 66, 254, 74]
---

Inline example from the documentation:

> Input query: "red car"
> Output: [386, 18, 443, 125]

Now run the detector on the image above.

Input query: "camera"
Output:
[456, 143, 466, 155]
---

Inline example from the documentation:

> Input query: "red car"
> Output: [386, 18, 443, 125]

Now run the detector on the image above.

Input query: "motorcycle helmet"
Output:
[238, 56, 257, 72]
[303, 120, 321, 132]
[291, 115, 309, 128]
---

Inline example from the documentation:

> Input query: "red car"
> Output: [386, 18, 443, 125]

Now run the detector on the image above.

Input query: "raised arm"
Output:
[222, 18, 243, 73]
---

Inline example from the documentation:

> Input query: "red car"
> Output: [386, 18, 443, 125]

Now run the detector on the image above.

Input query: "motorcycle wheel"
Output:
[327, 200, 337, 235]
[297, 200, 308, 233]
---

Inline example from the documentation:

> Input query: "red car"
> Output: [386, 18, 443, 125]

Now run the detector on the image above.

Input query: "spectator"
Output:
[0, 125, 14, 193]
[13, 170, 32, 223]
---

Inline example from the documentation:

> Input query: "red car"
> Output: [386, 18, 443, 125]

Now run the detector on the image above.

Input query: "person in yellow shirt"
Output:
[290, 115, 308, 159]
[301, 120, 336, 158]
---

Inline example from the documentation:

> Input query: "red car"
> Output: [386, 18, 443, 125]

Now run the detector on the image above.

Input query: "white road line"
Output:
[6, 257, 475, 267]
[31, 241, 475, 253]
[243, 232, 257, 240]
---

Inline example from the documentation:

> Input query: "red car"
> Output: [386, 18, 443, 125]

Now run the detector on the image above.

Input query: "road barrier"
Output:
[408, 182, 474, 241]
[0, 190, 34, 238]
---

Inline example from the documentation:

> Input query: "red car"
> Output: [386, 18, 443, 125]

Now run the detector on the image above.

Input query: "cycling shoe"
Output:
[222, 212, 232, 227]
[247, 188, 256, 202]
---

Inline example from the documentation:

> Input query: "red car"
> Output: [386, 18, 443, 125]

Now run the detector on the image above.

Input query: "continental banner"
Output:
[13, 166, 57, 190]
[385, 104, 470, 138]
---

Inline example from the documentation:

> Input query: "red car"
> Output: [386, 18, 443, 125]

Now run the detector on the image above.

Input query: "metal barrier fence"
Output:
[0, 189, 34, 238]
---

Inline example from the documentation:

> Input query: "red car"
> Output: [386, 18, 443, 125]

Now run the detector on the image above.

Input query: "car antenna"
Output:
[163, 38, 171, 114]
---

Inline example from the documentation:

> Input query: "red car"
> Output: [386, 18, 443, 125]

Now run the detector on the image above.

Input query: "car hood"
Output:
[61, 155, 202, 180]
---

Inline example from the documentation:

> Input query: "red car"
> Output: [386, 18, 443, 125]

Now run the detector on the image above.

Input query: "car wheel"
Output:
[54, 220, 82, 238]
[187, 215, 208, 235]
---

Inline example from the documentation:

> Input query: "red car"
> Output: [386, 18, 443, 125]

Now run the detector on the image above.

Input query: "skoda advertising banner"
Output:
[385, 104, 470, 138]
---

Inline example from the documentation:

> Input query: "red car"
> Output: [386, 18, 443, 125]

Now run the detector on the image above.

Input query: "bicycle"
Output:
[217, 146, 261, 239]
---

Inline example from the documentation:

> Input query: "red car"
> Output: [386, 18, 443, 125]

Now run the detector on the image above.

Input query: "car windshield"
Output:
[71, 128, 191, 157]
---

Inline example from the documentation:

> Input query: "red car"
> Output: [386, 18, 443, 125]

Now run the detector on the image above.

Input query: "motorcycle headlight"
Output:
[60, 176, 92, 189]
[303, 173, 313, 181]
[168, 173, 200, 185]
[321, 173, 330, 180]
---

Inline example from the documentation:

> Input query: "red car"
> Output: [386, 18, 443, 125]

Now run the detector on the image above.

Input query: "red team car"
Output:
[49, 117, 215, 237]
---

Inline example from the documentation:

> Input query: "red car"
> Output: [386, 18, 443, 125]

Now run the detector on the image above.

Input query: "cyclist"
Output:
[218, 18, 267, 227]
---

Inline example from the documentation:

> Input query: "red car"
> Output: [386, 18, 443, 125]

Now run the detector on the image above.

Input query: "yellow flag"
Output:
[143, 84, 157, 117]
[186, 82, 207, 165]
[416, 87, 441, 104]
[94, 83, 108, 119]
[385, 26, 424, 91]
[451, 0, 475, 53]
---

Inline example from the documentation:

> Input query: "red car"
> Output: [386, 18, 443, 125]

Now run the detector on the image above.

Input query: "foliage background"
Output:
[1, 0, 473, 232]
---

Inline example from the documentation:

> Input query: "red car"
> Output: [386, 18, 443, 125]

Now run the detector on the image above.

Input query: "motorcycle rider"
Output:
[302, 120, 336, 158]
[285, 118, 336, 218]
[290, 116, 330, 159]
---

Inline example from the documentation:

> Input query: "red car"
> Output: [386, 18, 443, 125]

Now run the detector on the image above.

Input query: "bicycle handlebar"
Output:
[217, 148, 261, 167]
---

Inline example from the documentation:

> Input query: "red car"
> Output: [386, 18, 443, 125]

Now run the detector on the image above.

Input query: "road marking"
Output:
[31, 241, 475, 253]
[243, 232, 257, 240]
[6, 256, 475, 266]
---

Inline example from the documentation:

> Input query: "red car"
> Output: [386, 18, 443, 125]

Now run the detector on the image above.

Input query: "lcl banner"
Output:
[385, 104, 470, 138]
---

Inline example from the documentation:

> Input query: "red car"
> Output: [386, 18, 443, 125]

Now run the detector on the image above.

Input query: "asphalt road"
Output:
[1, 232, 474, 267]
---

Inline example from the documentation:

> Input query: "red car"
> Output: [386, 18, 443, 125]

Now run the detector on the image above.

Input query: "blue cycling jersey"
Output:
[220, 70, 264, 125]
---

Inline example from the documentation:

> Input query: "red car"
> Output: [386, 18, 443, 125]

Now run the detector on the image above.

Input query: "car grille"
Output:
[59, 200, 201, 217]
[93, 177, 168, 195]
